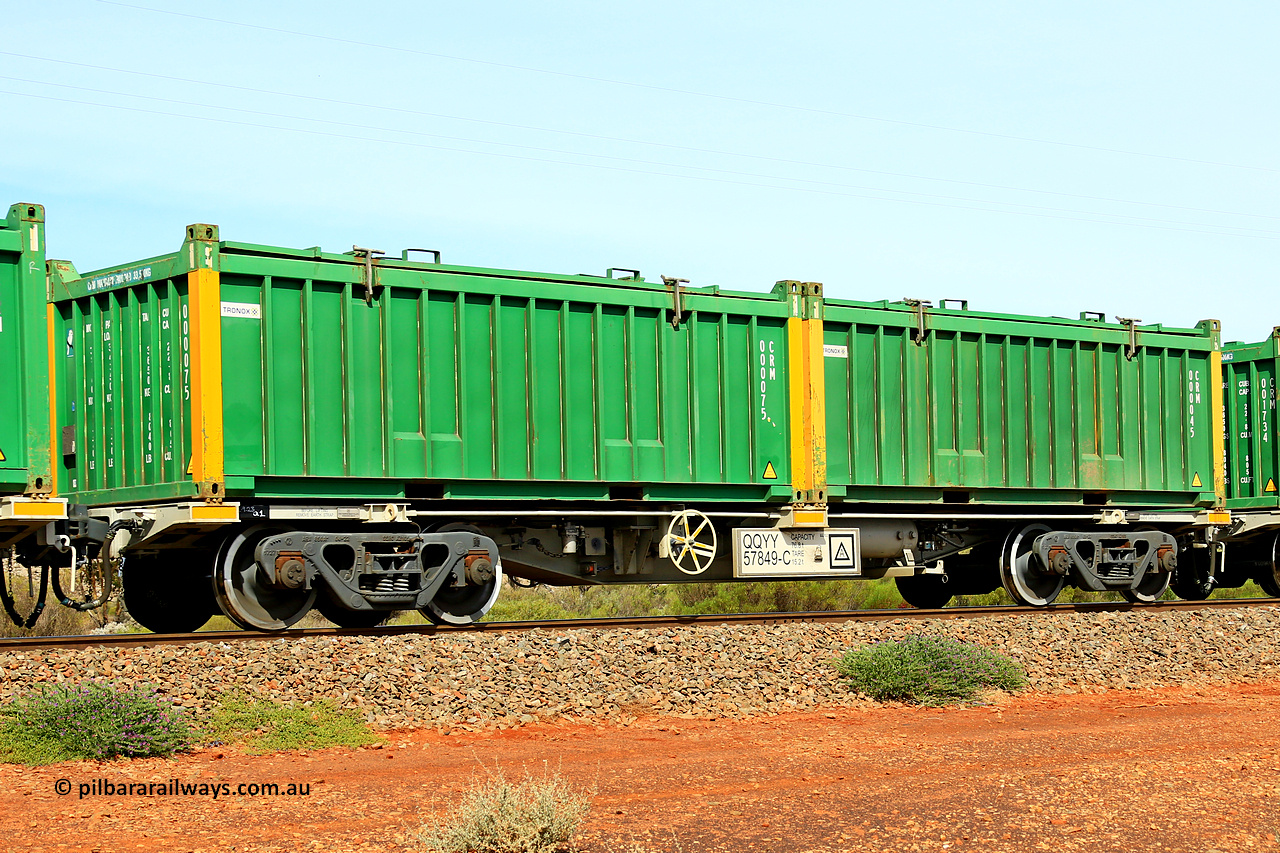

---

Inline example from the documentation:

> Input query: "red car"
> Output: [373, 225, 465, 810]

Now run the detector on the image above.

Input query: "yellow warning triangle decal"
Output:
[1191, 472, 1203, 488]
[762, 461, 777, 480]
[1267, 478, 1277, 493]
[0, 447, 5, 462]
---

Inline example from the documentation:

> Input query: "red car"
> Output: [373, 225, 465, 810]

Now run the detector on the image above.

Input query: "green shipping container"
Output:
[46, 227, 803, 506]
[0, 203, 51, 495]
[1222, 330, 1280, 510]
[43, 222, 1227, 514]
[822, 298, 1222, 507]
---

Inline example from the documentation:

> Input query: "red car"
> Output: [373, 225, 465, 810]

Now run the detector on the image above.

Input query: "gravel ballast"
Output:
[1, 606, 1277, 730]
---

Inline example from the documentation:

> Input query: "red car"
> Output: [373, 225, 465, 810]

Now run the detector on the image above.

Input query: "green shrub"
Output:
[484, 593, 577, 623]
[833, 635, 1026, 705]
[202, 694, 380, 753]
[1212, 579, 1267, 599]
[0, 681, 191, 764]
[418, 769, 590, 853]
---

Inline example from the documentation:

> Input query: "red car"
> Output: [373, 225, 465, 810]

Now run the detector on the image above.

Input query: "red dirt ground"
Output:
[2, 682, 1278, 853]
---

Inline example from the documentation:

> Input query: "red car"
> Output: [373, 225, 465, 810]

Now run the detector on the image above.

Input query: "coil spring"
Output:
[374, 575, 413, 593]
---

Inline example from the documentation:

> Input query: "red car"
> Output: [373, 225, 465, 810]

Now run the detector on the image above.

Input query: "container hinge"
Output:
[352, 246, 385, 305]
[1116, 316, 1141, 359]
[904, 298, 931, 345]
[663, 276, 690, 329]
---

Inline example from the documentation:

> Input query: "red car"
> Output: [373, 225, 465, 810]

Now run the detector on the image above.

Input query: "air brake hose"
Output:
[52, 519, 143, 612]
[0, 558, 49, 628]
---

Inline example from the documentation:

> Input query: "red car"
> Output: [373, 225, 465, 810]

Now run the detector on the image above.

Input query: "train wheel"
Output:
[213, 525, 316, 631]
[315, 592, 394, 629]
[1120, 569, 1171, 604]
[942, 545, 1002, 596]
[420, 561, 503, 625]
[419, 522, 503, 625]
[999, 524, 1064, 607]
[895, 574, 953, 609]
[122, 553, 217, 634]
[1259, 535, 1280, 598]
[1170, 546, 1214, 601]
[1121, 532, 1174, 604]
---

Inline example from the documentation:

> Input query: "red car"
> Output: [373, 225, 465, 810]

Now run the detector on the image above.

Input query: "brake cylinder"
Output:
[856, 520, 920, 559]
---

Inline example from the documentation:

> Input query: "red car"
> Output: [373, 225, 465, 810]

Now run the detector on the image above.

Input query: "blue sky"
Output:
[3, 0, 1277, 341]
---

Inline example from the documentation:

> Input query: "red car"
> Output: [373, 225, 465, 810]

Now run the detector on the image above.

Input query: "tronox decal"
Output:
[220, 302, 261, 319]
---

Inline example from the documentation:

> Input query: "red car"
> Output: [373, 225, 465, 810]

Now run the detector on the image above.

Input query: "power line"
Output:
[5, 51, 1277, 225]
[1, 87, 1275, 243]
[96, 0, 1277, 175]
[6, 73, 1276, 237]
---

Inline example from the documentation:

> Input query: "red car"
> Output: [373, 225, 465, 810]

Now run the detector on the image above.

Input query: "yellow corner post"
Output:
[805, 283, 826, 499]
[788, 315, 811, 497]
[787, 282, 827, 504]
[186, 225, 225, 501]
[1209, 348, 1226, 506]
[46, 303, 59, 496]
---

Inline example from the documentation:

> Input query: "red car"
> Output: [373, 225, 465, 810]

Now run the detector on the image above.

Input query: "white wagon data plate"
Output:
[733, 528, 861, 577]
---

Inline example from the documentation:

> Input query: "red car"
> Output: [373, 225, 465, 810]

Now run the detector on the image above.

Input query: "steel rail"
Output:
[0, 597, 1275, 653]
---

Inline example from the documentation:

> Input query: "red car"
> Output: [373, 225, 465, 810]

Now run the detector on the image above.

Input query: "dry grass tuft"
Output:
[417, 767, 590, 853]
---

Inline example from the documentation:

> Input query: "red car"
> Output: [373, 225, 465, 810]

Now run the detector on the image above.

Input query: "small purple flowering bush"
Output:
[833, 635, 1026, 705]
[0, 681, 191, 764]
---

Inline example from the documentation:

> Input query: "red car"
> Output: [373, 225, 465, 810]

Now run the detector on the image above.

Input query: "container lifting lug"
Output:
[352, 246, 385, 305]
[663, 275, 690, 329]
[903, 298, 931, 345]
[1117, 317, 1141, 360]
[401, 248, 442, 264]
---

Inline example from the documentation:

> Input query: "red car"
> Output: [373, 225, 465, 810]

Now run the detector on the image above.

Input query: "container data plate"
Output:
[733, 528, 861, 577]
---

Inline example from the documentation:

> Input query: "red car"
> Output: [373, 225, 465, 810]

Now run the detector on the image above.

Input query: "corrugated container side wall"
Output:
[1223, 331, 1280, 509]
[48, 251, 197, 504]
[216, 248, 795, 501]
[48, 235, 800, 505]
[0, 203, 49, 494]
[822, 301, 1220, 506]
